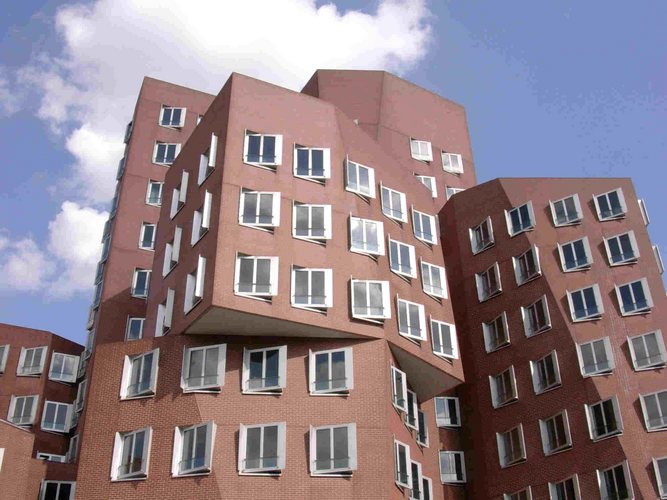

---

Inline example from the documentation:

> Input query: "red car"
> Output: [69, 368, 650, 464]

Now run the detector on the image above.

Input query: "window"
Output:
[394, 440, 411, 488]
[67, 435, 79, 463]
[597, 461, 633, 500]
[184, 256, 206, 313]
[124, 121, 133, 142]
[522, 295, 551, 337]
[586, 396, 623, 440]
[415, 175, 437, 198]
[422, 476, 434, 500]
[350, 280, 391, 321]
[558, 237, 593, 271]
[431, 320, 458, 359]
[655, 245, 665, 274]
[653, 457, 667, 499]
[197, 134, 218, 185]
[640, 390, 667, 431]
[397, 298, 427, 341]
[155, 289, 175, 336]
[506, 202, 535, 236]
[74, 379, 87, 412]
[293, 146, 330, 180]
[470, 217, 494, 254]
[530, 350, 561, 394]
[539, 411, 572, 455]
[388, 239, 417, 278]
[238, 422, 286, 474]
[345, 160, 375, 198]
[405, 390, 418, 429]
[490, 366, 518, 408]
[7, 395, 38, 425]
[639, 198, 650, 225]
[172, 422, 216, 476]
[111, 427, 152, 480]
[120, 349, 159, 399]
[109, 183, 120, 217]
[416, 410, 429, 447]
[242, 346, 287, 393]
[628, 330, 666, 370]
[309, 348, 353, 395]
[616, 278, 653, 315]
[594, 188, 627, 221]
[139, 223, 156, 250]
[191, 191, 213, 245]
[421, 261, 447, 299]
[131, 269, 150, 298]
[0, 344, 8, 372]
[604, 231, 639, 265]
[497, 425, 526, 468]
[567, 284, 604, 321]
[239, 189, 281, 228]
[169, 171, 189, 219]
[549, 476, 581, 500]
[162, 227, 182, 276]
[146, 180, 163, 206]
[160, 106, 185, 127]
[292, 203, 332, 242]
[39, 481, 75, 500]
[412, 209, 437, 245]
[181, 344, 226, 392]
[48, 353, 79, 383]
[17, 346, 47, 376]
[550, 194, 582, 226]
[234, 255, 279, 299]
[310, 423, 357, 475]
[410, 139, 433, 162]
[41, 401, 72, 433]
[576, 337, 614, 376]
[391, 366, 408, 412]
[435, 397, 460, 427]
[381, 185, 408, 222]
[37, 453, 66, 463]
[445, 186, 465, 200]
[153, 142, 180, 165]
[483, 313, 510, 352]
[439, 451, 466, 483]
[442, 152, 463, 174]
[513, 245, 541, 285]
[504, 488, 533, 500]
[291, 267, 333, 311]
[349, 217, 384, 256]
[476, 262, 502, 302]
[243, 132, 283, 167]
[410, 461, 424, 499]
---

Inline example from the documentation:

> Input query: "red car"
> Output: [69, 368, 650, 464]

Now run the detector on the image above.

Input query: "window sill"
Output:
[398, 332, 426, 344]
[516, 274, 542, 287]
[645, 425, 667, 433]
[508, 227, 534, 238]
[234, 292, 273, 303]
[500, 458, 527, 469]
[390, 269, 416, 282]
[597, 214, 627, 222]
[111, 475, 147, 482]
[553, 220, 582, 228]
[534, 383, 562, 396]
[433, 352, 457, 362]
[311, 471, 353, 478]
[344, 187, 374, 202]
[544, 445, 573, 457]
[120, 393, 155, 401]
[138, 246, 155, 252]
[351, 315, 387, 325]
[525, 326, 552, 338]
[349, 247, 382, 259]
[242, 389, 283, 396]
[423, 289, 447, 301]
[571, 315, 603, 323]
[152, 161, 174, 167]
[621, 309, 652, 317]
[294, 174, 327, 185]
[309, 391, 350, 397]
[581, 370, 614, 378]
[608, 259, 638, 267]
[632, 362, 666, 372]
[485, 342, 511, 354]
[493, 399, 519, 410]
[242, 160, 279, 171]
[172, 471, 211, 478]
[182, 386, 222, 394]
[238, 223, 276, 233]
[591, 431, 623, 442]
[238, 470, 282, 476]
[471, 242, 495, 255]
[292, 235, 327, 246]
[291, 304, 329, 315]
[415, 237, 437, 247]
[478, 291, 503, 303]
[562, 265, 592, 272]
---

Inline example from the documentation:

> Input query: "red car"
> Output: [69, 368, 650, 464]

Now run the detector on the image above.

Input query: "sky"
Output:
[0, 0, 665, 346]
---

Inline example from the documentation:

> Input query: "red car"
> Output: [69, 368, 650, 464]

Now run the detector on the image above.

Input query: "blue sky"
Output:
[0, 0, 665, 345]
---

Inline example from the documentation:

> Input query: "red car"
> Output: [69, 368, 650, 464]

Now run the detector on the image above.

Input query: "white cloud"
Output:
[0, 68, 21, 117]
[0, 237, 55, 292]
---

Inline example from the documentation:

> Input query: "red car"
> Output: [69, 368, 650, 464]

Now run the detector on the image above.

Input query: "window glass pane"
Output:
[331, 351, 346, 390]
[263, 425, 278, 468]
[265, 349, 279, 387]
[316, 428, 330, 469]
[296, 149, 309, 176]
[333, 426, 348, 468]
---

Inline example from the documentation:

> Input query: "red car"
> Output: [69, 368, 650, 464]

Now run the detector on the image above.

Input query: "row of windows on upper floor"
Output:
[0, 345, 85, 384]
[7, 386, 86, 434]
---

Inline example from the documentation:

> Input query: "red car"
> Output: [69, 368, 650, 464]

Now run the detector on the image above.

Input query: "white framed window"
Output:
[162, 226, 182, 276]
[131, 269, 150, 298]
[153, 142, 180, 165]
[412, 209, 437, 245]
[549, 475, 581, 500]
[310, 423, 357, 475]
[639, 390, 667, 431]
[120, 349, 159, 399]
[391, 366, 408, 412]
[196, 114, 203, 125]
[291, 267, 333, 311]
[239, 189, 281, 229]
[558, 236, 593, 271]
[41, 401, 72, 433]
[234, 254, 279, 299]
[530, 350, 561, 394]
[345, 160, 376, 198]
[405, 389, 418, 429]
[146, 180, 163, 206]
[522, 295, 551, 337]
[191, 190, 213, 245]
[421, 261, 447, 299]
[653, 457, 667, 499]
[439, 451, 466, 483]
[628, 330, 666, 370]
[388, 239, 417, 279]
[445, 186, 465, 200]
[513, 245, 542, 285]
[539, 410, 572, 455]
[416, 410, 429, 447]
[476, 262, 502, 302]
[397, 297, 427, 342]
[39, 481, 75, 500]
[242, 346, 287, 393]
[415, 174, 437, 198]
[169, 171, 189, 219]
[654, 245, 665, 274]
[8, 395, 38, 425]
[594, 188, 627, 221]
[351, 280, 391, 321]
[36, 453, 66, 463]
[155, 289, 175, 336]
[489, 366, 518, 408]
[243, 131, 283, 168]
[576, 337, 614, 376]
[309, 348, 353, 395]
[0, 344, 8, 373]
[294, 146, 330, 181]
[497, 424, 526, 468]
[181, 344, 226, 392]
[184, 256, 206, 313]
[197, 134, 218, 185]
[292, 203, 332, 242]
[431, 319, 458, 359]
[586, 396, 623, 441]
[172, 421, 216, 476]
[111, 427, 152, 480]
[84, 330, 95, 359]
[435, 397, 461, 427]
[410, 460, 424, 500]
[67, 435, 79, 463]
[159, 106, 186, 128]
[504, 489, 533, 500]
[139, 223, 156, 250]
[604, 231, 639, 266]
[17, 346, 47, 376]
[550, 194, 583, 226]
[567, 284, 604, 321]
[597, 461, 633, 500]
[470, 217, 494, 254]
[394, 440, 411, 488]
[422, 476, 434, 500]
[483, 312, 510, 352]
[381, 185, 408, 223]
[74, 379, 87, 413]
[350, 216, 384, 256]
[505, 202, 535, 236]
[410, 139, 433, 162]
[616, 278, 653, 315]
[238, 422, 286, 474]
[442, 152, 463, 174]
[48, 353, 78, 383]
[639, 198, 650, 225]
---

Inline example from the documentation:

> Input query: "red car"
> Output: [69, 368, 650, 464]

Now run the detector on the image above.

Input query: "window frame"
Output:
[470, 217, 494, 254]
[8, 394, 39, 425]
[604, 231, 640, 266]
[396, 297, 427, 342]
[48, 352, 79, 383]
[159, 106, 186, 128]
[308, 347, 353, 395]
[593, 188, 627, 221]
[476, 262, 502, 302]
[241, 346, 287, 394]
[435, 397, 461, 428]
[181, 344, 226, 393]
[489, 366, 518, 408]
[155, 289, 175, 336]
[496, 424, 527, 468]
[131, 269, 151, 298]
[412, 208, 438, 246]
[445, 186, 465, 200]
[17, 346, 48, 376]
[483, 312, 511, 352]
[172, 421, 216, 476]
[388, 238, 417, 279]
[394, 439, 412, 488]
[585, 396, 624, 441]
[381, 184, 408, 223]
[567, 284, 604, 322]
[653, 456, 667, 499]
[39, 481, 76, 500]
[521, 295, 551, 337]
[420, 260, 447, 299]
[549, 193, 583, 226]
[596, 461, 633, 500]
[234, 254, 279, 300]
[439, 450, 466, 484]
[415, 174, 437, 198]
[576, 337, 615, 377]
[197, 133, 218, 185]
[292, 202, 332, 242]
[615, 277, 653, 315]
[345, 159, 376, 199]
[505, 202, 535, 236]
[410, 139, 433, 162]
[539, 410, 573, 456]
[191, 190, 212, 245]
[350, 279, 391, 322]
[628, 330, 666, 371]
[184, 256, 206, 313]
[391, 365, 408, 413]
[293, 145, 331, 181]
[120, 349, 159, 400]
[530, 350, 561, 394]
[40, 401, 73, 433]
[548, 475, 581, 500]
[111, 427, 153, 481]
[309, 423, 357, 476]
[0, 344, 8, 373]
[238, 188, 281, 229]
[169, 171, 189, 219]
[405, 389, 419, 429]
[512, 245, 542, 285]
[639, 389, 667, 432]
[416, 410, 429, 447]
[125, 317, 144, 341]
[441, 152, 463, 174]
[238, 421, 286, 474]
[290, 267, 333, 311]
[243, 131, 283, 168]
[410, 460, 424, 500]
[431, 319, 458, 359]
[558, 236, 593, 272]
[349, 216, 385, 257]
[138, 222, 156, 250]
[162, 226, 182, 277]
[152, 142, 181, 166]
